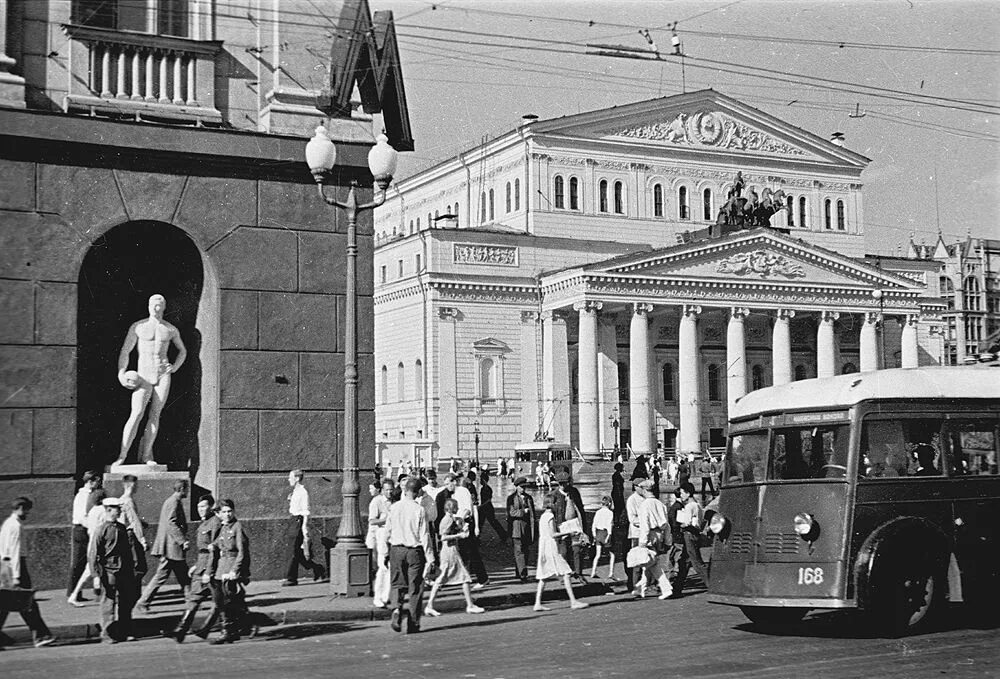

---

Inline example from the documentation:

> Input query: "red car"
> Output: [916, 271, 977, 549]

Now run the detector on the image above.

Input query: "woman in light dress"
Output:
[424, 499, 485, 617]
[533, 494, 589, 612]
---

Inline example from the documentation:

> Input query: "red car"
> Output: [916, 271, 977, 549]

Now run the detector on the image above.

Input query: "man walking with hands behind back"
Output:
[282, 469, 324, 586]
[137, 480, 189, 612]
[505, 477, 535, 582]
[385, 478, 435, 634]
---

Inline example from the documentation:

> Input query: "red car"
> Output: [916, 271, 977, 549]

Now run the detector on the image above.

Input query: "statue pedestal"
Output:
[103, 468, 188, 504]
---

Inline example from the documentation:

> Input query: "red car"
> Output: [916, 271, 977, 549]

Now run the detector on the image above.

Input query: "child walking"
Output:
[424, 499, 485, 617]
[534, 494, 589, 612]
[589, 496, 615, 579]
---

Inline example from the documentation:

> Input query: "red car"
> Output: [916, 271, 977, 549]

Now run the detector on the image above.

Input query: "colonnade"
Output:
[542, 301, 922, 458]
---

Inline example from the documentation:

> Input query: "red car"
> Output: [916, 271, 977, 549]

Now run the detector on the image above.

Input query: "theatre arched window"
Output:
[824, 199, 832, 230]
[554, 175, 565, 209]
[488, 189, 495, 221]
[397, 362, 405, 401]
[751, 364, 764, 391]
[798, 196, 807, 227]
[380, 365, 388, 404]
[569, 177, 579, 210]
[653, 183, 664, 218]
[703, 188, 713, 221]
[707, 363, 721, 402]
[505, 182, 512, 213]
[480, 192, 487, 223]
[454, 203, 459, 227]
[836, 200, 846, 230]
[786, 195, 795, 226]
[678, 186, 689, 220]
[473, 338, 509, 411]
[662, 363, 675, 402]
[599, 180, 609, 213]
[414, 360, 423, 400]
[613, 181, 624, 214]
[514, 179, 520, 210]
[617, 361, 629, 402]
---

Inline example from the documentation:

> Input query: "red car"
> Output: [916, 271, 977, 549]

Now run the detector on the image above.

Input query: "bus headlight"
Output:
[709, 513, 728, 535]
[793, 513, 815, 537]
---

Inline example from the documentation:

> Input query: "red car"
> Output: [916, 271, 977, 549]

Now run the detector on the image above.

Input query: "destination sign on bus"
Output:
[729, 411, 850, 433]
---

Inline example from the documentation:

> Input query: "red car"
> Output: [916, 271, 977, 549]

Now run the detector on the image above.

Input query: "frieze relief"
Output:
[702, 325, 724, 343]
[453, 243, 519, 267]
[437, 288, 538, 304]
[585, 283, 889, 308]
[716, 250, 806, 279]
[612, 111, 806, 157]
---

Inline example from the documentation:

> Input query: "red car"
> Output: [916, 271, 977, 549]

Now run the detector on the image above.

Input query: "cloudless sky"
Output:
[373, 0, 999, 255]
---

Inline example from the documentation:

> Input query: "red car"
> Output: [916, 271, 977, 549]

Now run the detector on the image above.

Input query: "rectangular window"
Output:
[859, 417, 945, 479]
[380, 265, 386, 283]
[415, 253, 422, 271]
[946, 419, 998, 476]
[726, 431, 768, 484]
[771, 425, 850, 480]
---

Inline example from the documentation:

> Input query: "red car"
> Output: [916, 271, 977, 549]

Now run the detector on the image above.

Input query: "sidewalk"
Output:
[1, 570, 623, 648]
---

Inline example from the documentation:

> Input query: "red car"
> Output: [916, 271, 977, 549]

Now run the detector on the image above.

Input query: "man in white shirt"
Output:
[624, 481, 644, 594]
[1, 497, 55, 648]
[368, 479, 394, 608]
[635, 480, 673, 600]
[282, 469, 324, 586]
[67, 470, 101, 599]
[384, 478, 435, 634]
[674, 482, 710, 591]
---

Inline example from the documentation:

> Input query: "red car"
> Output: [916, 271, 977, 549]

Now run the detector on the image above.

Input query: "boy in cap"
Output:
[0, 496, 56, 648]
[89, 497, 137, 643]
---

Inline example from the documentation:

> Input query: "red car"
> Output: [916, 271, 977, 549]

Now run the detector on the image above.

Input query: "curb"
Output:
[0, 582, 612, 648]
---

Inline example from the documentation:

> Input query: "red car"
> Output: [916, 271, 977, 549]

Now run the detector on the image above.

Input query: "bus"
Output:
[706, 366, 1000, 636]
[512, 442, 576, 486]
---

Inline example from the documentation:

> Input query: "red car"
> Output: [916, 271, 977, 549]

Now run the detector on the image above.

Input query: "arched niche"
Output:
[76, 221, 219, 493]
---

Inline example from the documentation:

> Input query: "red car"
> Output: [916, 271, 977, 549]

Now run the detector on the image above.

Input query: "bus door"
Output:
[943, 414, 1000, 598]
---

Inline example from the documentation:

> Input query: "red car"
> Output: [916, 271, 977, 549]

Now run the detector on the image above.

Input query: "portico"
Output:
[539, 228, 925, 458]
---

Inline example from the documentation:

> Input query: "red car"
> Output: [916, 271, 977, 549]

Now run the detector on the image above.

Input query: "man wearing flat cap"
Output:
[505, 477, 535, 582]
[89, 497, 137, 643]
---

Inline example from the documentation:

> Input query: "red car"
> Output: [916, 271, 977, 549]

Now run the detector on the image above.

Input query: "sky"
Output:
[370, 0, 1000, 256]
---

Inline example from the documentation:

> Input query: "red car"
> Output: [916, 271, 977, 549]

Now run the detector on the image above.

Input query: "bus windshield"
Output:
[726, 424, 851, 484]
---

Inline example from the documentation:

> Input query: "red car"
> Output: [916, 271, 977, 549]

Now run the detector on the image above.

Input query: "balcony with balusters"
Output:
[61, 24, 223, 125]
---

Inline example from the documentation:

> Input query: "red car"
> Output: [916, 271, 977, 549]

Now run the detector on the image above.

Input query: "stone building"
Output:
[904, 235, 1000, 363]
[373, 90, 945, 468]
[0, 0, 410, 585]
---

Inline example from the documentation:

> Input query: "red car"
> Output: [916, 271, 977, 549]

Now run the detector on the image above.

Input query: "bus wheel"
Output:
[740, 606, 807, 628]
[876, 563, 944, 637]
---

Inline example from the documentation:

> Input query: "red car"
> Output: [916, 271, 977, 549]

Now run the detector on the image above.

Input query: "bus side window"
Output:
[946, 419, 999, 476]
[860, 420, 905, 478]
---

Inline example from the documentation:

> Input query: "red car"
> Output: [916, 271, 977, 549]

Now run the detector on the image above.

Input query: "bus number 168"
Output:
[797, 567, 824, 585]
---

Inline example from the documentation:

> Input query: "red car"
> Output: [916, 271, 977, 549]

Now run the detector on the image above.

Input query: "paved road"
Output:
[2, 591, 998, 678]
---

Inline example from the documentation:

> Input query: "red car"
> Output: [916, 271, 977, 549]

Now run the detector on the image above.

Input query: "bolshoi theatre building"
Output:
[372, 89, 950, 468]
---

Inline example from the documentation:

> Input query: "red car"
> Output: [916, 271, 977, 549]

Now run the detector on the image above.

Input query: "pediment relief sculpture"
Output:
[716, 249, 806, 279]
[612, 110, 805, 157]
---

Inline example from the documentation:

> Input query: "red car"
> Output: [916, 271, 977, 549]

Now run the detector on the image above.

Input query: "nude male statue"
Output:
[113, 294, 187, 467]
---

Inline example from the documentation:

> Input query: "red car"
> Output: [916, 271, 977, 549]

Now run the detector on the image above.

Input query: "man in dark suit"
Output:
[136, 479, 190, 612]
[505, 477, 535, 582]
[89, 498, 137, 643]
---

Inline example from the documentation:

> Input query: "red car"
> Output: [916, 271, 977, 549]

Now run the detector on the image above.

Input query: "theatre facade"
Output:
[373, 90, 943, 467]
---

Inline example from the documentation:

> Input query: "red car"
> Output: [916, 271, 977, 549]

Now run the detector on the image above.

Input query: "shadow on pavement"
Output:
[418, 614, 538, 634]
[253, 621, 364, 641]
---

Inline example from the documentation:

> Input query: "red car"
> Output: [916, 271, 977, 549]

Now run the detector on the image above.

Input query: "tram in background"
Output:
[707, 366, 1000, 636]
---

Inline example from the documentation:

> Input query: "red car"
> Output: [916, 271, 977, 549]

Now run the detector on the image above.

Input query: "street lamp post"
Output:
[473, 420, 481, 467]
[306, 125, 397, 597]
[609, 407, 620, 456]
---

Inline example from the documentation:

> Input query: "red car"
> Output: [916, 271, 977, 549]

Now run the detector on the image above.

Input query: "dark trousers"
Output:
[210, 579, 245, 638]
[179, 578, 217, 633]
[0, 560, 51, 642]
[626, 538, 639, 590]
[388, 545, 425, 626]
[675, 531, 710, 590]
[479, 504, 508, 541]
[457, 536, 488, 584]
[100, 573, 136, 641]
[286, 516, 321, 582]
[67, 524, 88, 596]
[138, 557, 191, 606]
[700, 477, 716, 500]
[511, 534, 532, 579]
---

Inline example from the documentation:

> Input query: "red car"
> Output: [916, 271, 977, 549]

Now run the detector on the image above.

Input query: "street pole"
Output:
[306, 127, 397, 597]
[474, 420, 481, 467]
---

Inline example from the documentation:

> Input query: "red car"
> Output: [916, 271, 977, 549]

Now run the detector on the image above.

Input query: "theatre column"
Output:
[901, 314, 920, 368]
[575, 301, 602, 457]
[860, 311, 880, 371]
[542, 310, 570, 442]
[678, 304, 702, 456]
[772, 309, 795, 386]
[727, 307, 749, 411]
[437, 307, 460, 459]
[629, 303, 654, 457]
[519, 311, 541, 440]
[817, 311, 840, 378]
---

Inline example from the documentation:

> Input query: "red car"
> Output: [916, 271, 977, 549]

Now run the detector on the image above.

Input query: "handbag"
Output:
[626, 546, 655, 568]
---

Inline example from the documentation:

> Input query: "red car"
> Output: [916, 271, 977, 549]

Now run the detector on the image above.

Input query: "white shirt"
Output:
[72, 488, 90, 525]
[626, 491, 644, 539]
[592, 506, 614, 533]
[677, 499, 703, 530]
[384, 497, 431, 554]
[452, 485, 474, 518]
[638, 496, 669, 547]
[0, 514, 22, 582]
[368, 495, 391, 524]
[288, 484, 310, 517]
[423, 484, 444, 500]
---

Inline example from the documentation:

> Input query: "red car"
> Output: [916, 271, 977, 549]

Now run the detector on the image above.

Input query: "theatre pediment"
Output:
[594, 230, 918, 290]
